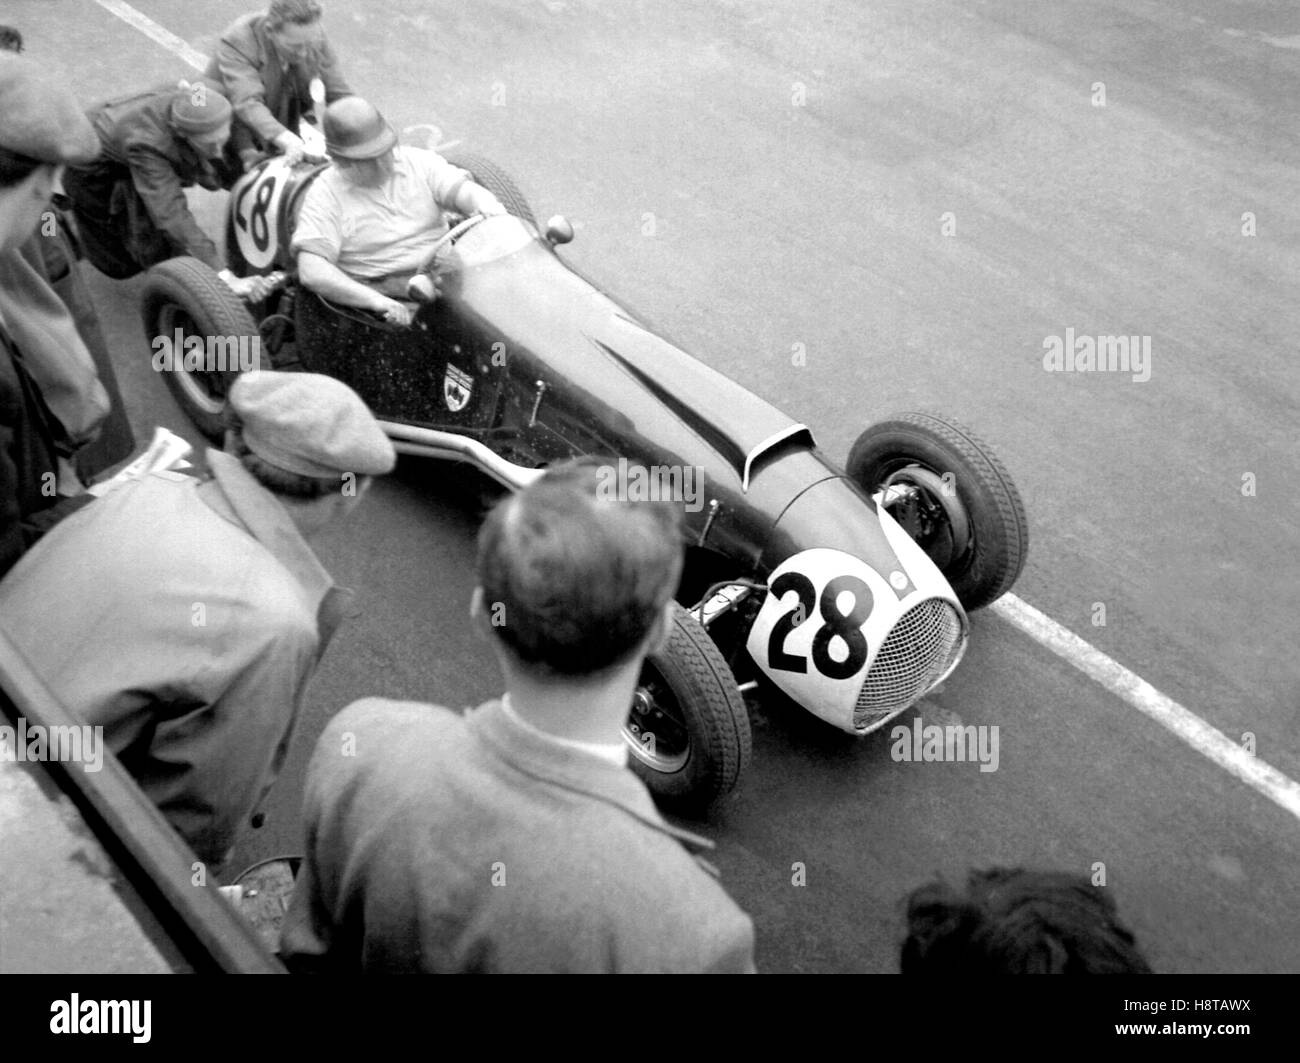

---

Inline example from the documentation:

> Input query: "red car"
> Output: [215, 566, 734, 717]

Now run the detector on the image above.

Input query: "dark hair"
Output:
[223, 424, 347, 499]
[0, 25, 23, 53]
[267, 0, 323, 28]
[477, 457, 684, 676]
[900, 867, 1152, 974]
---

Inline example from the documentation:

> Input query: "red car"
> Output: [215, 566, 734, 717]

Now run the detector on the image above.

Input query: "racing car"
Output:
[138, 149, 1028, 809]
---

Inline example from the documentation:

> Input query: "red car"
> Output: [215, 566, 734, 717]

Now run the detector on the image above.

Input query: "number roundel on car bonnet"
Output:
[231, 157, 293, 271]
[745, 548, 913, 731]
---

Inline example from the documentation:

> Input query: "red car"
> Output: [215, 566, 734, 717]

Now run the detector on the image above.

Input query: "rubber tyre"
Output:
[441, 151, 537, 227]
[846, 411, 1028, 610]
[626, 602, 751, 810]
[140, 256, 260, 440]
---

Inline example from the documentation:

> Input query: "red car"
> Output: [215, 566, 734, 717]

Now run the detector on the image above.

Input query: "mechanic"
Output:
[292, 96, 507, 327]
[900, 867, 1152, 973]
[205, 0, 352, 168]
[0, 371, 396, 869]
[280, 458, 757, 973]
[0, 52, 108, 577]
[62, 78, 271, 300]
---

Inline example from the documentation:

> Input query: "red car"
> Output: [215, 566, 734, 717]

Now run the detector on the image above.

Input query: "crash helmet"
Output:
[322, 96, 396, 160]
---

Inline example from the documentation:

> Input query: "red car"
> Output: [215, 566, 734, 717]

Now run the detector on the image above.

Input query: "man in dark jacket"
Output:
[0, 54, 105, 576]
[0, 23, 133, 481]
[62, 79, 268, 299]
[206, 0, 352, 167]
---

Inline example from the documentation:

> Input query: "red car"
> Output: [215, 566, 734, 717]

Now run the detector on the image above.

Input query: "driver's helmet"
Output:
[322, 97, 396, 160]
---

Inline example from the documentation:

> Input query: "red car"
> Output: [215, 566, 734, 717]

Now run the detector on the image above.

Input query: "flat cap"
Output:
[229, 371, 396, 478]
[0, 54, 99, 164]
[171, 79, 232, 135]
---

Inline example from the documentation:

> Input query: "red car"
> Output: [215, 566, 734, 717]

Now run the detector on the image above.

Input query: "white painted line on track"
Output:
[93, 0, 208, 72]
[101, 0, 1300, 827]
[992, 593, 1300, 823]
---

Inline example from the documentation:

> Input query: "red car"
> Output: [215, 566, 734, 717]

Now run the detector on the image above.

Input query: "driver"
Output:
[291, 96, 506, 327]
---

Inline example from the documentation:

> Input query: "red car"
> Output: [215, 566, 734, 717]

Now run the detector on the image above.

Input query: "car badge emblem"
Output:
[443, 364, 474, 412]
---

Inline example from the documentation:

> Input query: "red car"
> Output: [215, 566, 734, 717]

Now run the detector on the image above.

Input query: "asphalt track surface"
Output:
[9, 0, 1298, 973]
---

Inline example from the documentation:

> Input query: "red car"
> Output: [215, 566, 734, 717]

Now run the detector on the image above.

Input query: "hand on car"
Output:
[273, 130, 310, 166]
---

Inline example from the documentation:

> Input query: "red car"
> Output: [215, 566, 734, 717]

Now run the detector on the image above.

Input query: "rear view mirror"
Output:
[545, 215, 574, 246]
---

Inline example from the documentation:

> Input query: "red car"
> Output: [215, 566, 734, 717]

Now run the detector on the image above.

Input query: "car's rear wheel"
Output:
[441, 151, 537, 227]
[846, 411, 1028, 610]
[140, 256, 260, 440]
[626, 603, 751, 811]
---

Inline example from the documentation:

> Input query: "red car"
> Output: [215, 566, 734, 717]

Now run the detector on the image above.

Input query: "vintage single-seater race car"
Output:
[138, 149, 1029, 809]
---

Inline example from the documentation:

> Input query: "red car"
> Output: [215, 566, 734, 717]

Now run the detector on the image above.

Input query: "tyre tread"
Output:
[440, 151, 537, 227]
[635, 602, 751, 808]
[847, 411, 1028, 609]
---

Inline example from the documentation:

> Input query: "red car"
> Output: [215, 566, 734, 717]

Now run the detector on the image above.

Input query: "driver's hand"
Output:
[273, 130, 307, 166]
[374, 297, 414, 327]
[479, 197, 507, 217]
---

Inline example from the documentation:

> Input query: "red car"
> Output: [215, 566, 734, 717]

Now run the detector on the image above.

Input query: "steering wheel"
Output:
[421, 212, 488, 270]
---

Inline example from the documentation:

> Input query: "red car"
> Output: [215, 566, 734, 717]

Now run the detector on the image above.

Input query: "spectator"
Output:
[293, 96, 504, 327]
[0, 26, 133, 481]
[62, 78, 270, 300]
[0, 53, 104, 576]
[280, 458, 756, 972]
[205, 0, 352, 167]
[900, 867, 1153, 973]
[0, 371, 395, 868]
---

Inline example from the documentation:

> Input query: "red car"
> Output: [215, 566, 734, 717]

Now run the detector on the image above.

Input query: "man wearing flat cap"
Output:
[0, 371, 395, 868]
[0, 33, 134, 490]
[0, 51, 118, 576]
[293, 95, 507, 326]
[62, 78, 270, 300]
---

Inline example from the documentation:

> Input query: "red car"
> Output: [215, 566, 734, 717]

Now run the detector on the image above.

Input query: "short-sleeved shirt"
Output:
[291, 146, 470, 280]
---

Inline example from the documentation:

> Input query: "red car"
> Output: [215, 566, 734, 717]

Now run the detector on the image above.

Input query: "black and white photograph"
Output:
[0, 0, 1295, 1031]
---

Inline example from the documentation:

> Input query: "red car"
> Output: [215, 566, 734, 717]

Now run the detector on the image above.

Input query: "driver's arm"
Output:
[423, 152, 506, 217]
[297, 252, 411, 324]
[452, 180, 505, 217]
[292, 179, 411, 323]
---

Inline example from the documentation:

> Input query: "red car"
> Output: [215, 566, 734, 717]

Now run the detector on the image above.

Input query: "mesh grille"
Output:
[853, 598, 964, 731]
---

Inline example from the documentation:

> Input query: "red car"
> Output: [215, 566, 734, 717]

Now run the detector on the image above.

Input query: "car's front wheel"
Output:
[625, 603, 751, 811]
[140, 256, 261, 440]
[847, 411, 1029, 610]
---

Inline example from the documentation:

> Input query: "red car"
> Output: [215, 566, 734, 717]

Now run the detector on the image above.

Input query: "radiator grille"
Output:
[853, 598, 964, 732]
